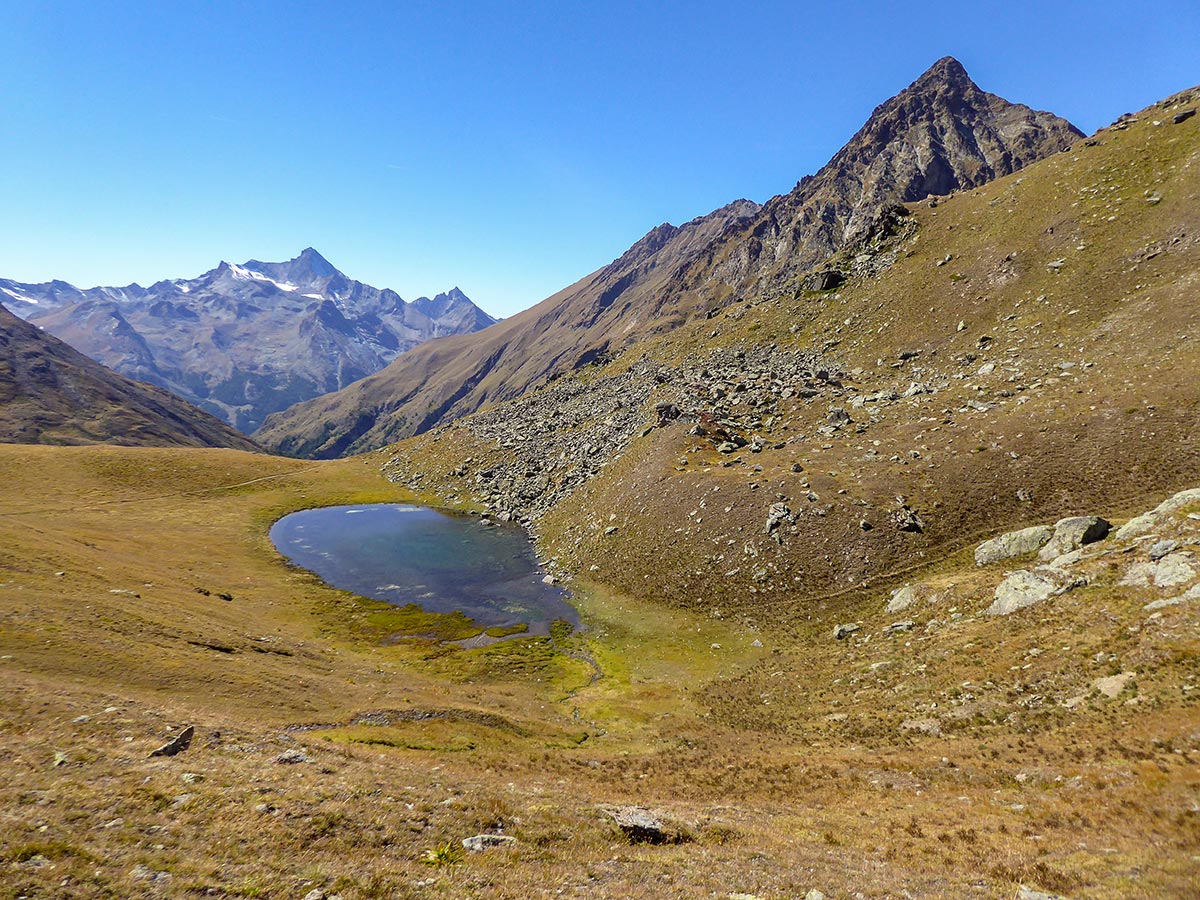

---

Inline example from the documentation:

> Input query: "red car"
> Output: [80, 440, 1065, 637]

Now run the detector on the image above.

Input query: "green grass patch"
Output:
[485, 622, 530, 638]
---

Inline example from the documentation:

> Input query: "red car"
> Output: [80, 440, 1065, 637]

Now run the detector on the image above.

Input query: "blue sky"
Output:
[3, 1, 1198, 317]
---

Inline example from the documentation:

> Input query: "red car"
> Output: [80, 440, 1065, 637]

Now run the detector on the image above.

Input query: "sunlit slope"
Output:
[388, 85, 1200, 617]
[256, 57, 1081, 458]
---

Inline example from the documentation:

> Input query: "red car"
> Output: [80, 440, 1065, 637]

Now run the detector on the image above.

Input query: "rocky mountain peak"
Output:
[289, 247, 338, 279]
[4, 254, 497, 434]
[911, 55, 972, 91]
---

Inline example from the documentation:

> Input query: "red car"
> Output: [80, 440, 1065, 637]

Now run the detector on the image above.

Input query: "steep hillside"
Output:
[381, 84, 1200, 620]
[3, 249, 496, 432]
[257, 57, 1082, 458]
[0, 86, 1196, 900]
[0, 303, 260, 449]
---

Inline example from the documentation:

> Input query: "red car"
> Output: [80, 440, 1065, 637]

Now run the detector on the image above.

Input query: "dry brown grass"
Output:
[1, 441, 1197, 899]
[4, 93, 1200, 899]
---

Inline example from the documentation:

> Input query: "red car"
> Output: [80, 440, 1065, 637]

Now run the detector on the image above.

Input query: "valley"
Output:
[1, 60, 1197, 900]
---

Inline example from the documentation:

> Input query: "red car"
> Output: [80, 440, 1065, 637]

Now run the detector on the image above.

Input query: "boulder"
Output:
[1093, 672, 1135, 698]
[149, 725, 194, 758]
[1037, 516, 1110, 561]
[827, 407, 852, 427]
[890, 504, 924, 533]
[985, 569, 1084, 616]
[764, 502, 793, 534]
[1116, 487, 1200, 539]
[886, 585, 917, 612]
[833, 623, 861, 639]
[462, 834, 517, 852]
[1119, 552, 1198, 589]
[1148, 539, 1180, 560]
[801, 270, 844, 292]
[604, 806, 680, 844]
[974, 525, 1053, 566]
[1114, 512, 1158, 541]
[1153, 486, 1200, 515]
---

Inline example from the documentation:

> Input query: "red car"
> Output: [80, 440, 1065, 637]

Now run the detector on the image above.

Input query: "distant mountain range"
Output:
[1, 248, 496, 433]
[256, 57, 1084, 458]
[0, 301, 259, 449]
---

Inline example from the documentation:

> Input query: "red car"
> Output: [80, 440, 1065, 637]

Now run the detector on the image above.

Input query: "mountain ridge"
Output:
[0, 301, 260, 449]
[256, 57, 1084, 458]
[3, 250, 497, 433]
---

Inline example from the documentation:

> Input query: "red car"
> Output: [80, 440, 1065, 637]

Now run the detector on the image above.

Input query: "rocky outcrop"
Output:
[1037, 516, 1111, 561]
[975, 525, 1054, 566]
[985, 568, 1085, 616]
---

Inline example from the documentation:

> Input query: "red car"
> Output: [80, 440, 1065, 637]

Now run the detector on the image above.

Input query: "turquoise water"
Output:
[269, 504, 578, 632]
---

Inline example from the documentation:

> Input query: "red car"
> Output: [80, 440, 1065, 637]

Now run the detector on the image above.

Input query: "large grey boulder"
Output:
[975, 525, 1053, 566]
[1115, 487, 1200, 540]
[886, 585, 917, 612]
[604, 806, 682, 844]
[986, 569, 1084, 615]
[1037, 516, 1111, 561]
[1119, 552, 1198, 589]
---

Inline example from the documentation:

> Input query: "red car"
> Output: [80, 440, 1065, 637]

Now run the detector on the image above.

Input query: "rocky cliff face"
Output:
[257, 57, 1083, 458]
[2, 249, 496, 432]
[701, 56, 1084, 290]
[0, 302, 260, 449]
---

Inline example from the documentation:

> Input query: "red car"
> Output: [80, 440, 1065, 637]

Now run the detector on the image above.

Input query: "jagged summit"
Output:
[257, 58, 1086, 458]
[2, 254, 497, 433]
[912, 55, 972, 87]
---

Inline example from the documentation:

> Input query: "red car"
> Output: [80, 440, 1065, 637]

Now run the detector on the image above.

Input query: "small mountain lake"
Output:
[269, 504, 578, 634]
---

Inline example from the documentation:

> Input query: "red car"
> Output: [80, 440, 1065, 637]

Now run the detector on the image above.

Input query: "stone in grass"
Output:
[462, 834, 517, 852]
[985, 569, 1085, 616]
[1093, 672, 1135, 698]
[974, 525, 1053, 566]
[130, 864, 171, 884]
[1018, 886, 1071, 900]
[149, 725, 194, 758]
[604, 806, 686, 844]
[276, 749, 310, 764]
[1037, 516, 1110, 562]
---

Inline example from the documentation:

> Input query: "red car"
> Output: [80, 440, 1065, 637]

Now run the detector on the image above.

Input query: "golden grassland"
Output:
[0, 442, 1197, 899]
[3, 91, 1200, 900]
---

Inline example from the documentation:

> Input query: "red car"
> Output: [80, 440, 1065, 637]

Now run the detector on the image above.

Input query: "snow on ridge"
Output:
[302, 292, 323, 299]
[2, 287, 37, 305]
[227, 262, 299, 292]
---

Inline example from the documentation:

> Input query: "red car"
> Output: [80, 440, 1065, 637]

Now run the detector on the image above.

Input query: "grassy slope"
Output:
[0, 304, 261, 451]
[2, 91, 1199, 900]
[540, 85, 1200, 616]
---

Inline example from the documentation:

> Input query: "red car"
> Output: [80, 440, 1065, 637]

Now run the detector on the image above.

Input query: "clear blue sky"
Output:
[3, 1, 1197, 317]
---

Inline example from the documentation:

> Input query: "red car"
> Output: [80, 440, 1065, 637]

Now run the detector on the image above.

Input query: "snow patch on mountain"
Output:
[2, 287, 38, 305]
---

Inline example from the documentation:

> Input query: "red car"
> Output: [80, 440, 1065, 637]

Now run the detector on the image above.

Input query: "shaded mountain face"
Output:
[0, 303, 260, 449]
[2, 248, 497, 433]
[256, 57, 1083, 458]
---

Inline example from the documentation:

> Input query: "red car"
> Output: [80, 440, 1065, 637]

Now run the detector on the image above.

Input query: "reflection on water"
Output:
[269, 504, 577, 632]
